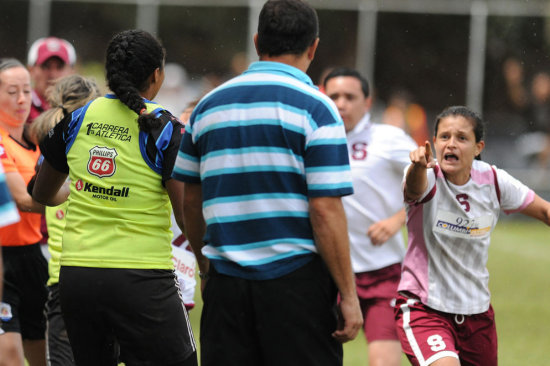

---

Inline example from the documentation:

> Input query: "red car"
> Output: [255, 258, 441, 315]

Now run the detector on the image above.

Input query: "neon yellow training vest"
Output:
[61, 96, 173, 269]
[45, 201, 67, 285]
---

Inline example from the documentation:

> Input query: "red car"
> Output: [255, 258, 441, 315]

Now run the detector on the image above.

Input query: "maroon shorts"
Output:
[355, 263, 401, 342]
[394, 293, 498, 366]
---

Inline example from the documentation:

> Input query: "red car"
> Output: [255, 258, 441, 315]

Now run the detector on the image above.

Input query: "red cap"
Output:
[27, 37, 76, 66]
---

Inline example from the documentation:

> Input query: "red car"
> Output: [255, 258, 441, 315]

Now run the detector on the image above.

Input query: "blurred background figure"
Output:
[27, 37, 77, 249]
[171, 98, 198, 312]
[382, 88, 429, 147]
[502, 56, 529, 118]
[507, 66, 550, 171]
[523, 71, 550, 168]
[155, 63, 200, 117]
[179, 99, 199, 124]
[324, 68, 417, 366]
[27, 37, 76, 124]
[230, 52, 249, 77]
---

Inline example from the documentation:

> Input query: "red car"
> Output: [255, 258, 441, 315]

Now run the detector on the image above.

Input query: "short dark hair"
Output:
[323, 67, 370, 98]
[434, 106, 485, 160]
[257, 0, 319, 57]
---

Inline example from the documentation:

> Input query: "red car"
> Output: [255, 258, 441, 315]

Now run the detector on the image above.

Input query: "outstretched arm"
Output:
[405, 141, 434, 202]
[309, 196, 363, 343]
[521, 194, 550, 225]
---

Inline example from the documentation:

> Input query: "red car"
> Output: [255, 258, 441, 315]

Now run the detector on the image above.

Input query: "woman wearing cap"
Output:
[0, 58, 68, 366]
[32, 29, 197, 366]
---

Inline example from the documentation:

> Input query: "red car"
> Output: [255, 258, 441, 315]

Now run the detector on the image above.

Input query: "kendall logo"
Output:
[74, 179, 130, 202]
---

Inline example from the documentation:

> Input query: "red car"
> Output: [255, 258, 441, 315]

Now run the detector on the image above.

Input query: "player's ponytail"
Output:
[105, 29, 166, 133]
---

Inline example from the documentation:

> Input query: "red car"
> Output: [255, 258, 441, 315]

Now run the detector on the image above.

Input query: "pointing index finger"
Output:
[424, 141, 432, 159]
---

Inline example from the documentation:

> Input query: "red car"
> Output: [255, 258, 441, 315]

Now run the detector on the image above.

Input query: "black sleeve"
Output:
[39, 114, 70, 174]
[162, 117, 185, 183]
[145, 110, 185, 184]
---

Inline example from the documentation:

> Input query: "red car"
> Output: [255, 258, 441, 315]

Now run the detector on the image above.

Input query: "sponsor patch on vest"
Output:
[87, 146, 117, 178]
[86, 122, 132, 142]
[75, 179, 130, 202]
[55, 209, 65, 220]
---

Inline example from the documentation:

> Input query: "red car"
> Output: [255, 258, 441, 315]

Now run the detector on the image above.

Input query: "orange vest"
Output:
[0, 127, 42, 246]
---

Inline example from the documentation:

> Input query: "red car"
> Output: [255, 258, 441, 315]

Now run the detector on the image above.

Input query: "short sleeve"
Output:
[142, 110, 186, 184]
[304, 122, 353, 197]
[39, 114, 70, 174]
[494, 166, 534, 213]
[160, 114, 185, 183]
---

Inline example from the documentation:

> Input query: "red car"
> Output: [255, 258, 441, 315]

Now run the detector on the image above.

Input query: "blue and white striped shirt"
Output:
[172, 61, 353, 279]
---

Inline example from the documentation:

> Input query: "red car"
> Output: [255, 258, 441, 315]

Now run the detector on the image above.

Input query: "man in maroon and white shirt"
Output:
[324, 67, 417, 366]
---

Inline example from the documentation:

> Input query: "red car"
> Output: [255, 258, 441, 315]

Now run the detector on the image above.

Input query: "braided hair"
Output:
[105, 29, 166, 132]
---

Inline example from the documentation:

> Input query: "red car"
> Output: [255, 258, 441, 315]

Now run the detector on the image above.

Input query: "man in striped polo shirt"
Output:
[172, 0, 362, 365]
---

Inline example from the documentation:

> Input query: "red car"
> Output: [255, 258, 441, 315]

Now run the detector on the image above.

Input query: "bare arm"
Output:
[367, 208, 406, 246]
[6, 171, 45, 214]
[183, 182, 209, 277]
[405, 141, 434, 202]
[520, 194, 550, 225]
[32, 159, 69, 206]
[309, 196, 363, 343]
[166, 178, 185, 232]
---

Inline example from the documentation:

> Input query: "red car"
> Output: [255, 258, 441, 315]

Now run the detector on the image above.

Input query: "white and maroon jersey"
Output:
[344, 114, 417, 273]
[171, 214, 196, 310]
[399, 159, 534, 314]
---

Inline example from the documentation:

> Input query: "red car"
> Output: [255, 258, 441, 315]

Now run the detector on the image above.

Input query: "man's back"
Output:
[173, 60, 352, 280]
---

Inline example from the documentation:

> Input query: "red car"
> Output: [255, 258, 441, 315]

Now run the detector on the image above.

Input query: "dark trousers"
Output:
[201, 256, 343, 366]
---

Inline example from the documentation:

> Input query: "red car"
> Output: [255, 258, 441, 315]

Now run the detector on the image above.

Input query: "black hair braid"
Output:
[105, 29, 165, 132]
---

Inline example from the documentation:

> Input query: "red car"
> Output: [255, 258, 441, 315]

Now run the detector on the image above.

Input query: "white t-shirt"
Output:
[344, 114, 417, 273]
[398, 159, 534, 314]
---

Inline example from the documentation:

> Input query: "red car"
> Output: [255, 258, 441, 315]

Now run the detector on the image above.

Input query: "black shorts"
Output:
[200, 256, 343, 366]
[59, 266, 197, 366]
[2, 243, 48, 339]
[45, 284, 75, 366]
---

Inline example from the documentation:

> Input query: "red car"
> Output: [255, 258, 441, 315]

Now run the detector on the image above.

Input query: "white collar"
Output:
[346, 113, 372, 137]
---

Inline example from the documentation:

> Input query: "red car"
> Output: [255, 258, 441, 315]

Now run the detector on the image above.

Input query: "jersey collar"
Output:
[347, 113, 372, 137]
[244, 61, 315, 87]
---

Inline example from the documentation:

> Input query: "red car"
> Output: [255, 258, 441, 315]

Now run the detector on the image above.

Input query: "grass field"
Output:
[188, 218, 550, 365]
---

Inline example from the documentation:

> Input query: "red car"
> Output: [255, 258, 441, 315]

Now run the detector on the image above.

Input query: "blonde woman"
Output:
[30, 74, 100, 366]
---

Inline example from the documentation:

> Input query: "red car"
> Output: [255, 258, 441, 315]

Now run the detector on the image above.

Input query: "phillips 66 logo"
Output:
[87, 146, 118, 178]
